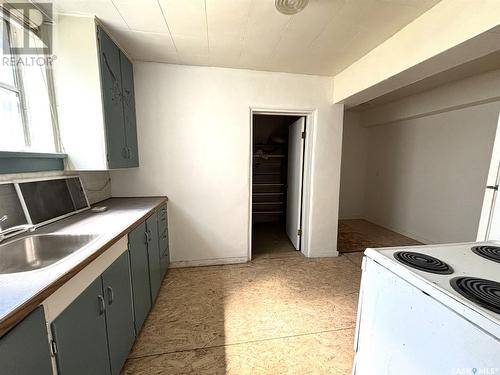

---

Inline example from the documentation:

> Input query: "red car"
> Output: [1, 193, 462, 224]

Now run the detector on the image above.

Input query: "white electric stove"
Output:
[353, 241, 500, 375]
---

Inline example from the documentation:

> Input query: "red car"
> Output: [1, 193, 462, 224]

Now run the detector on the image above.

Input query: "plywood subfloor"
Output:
[252, 222, 298, 259]
[122, 252, 363, 374]
[338, 219, 422, 253]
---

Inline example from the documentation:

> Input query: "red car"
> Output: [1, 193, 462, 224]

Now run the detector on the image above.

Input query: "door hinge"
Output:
[301, 131, 306, 139]
[50, 339, 58, 356]
[297, 229, 302, 236]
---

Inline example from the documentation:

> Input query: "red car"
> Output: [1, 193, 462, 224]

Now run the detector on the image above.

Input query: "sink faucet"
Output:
[0, 220, 36, 243]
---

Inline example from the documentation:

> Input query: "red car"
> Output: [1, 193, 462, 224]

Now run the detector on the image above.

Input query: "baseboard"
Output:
[309, 251, 340, 258]
[305, 247, 340, 258]
[169, 256, 248, 268]
[338, 215, 365, 220]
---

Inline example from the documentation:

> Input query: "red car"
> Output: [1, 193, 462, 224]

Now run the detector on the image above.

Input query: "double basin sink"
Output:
[0, 234, 99, 274]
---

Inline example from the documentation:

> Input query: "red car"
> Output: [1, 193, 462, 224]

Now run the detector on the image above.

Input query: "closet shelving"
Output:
[252, 144, 287, 222]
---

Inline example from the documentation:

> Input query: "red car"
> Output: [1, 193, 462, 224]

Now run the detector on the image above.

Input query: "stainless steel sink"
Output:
[0, 234, 99, 274]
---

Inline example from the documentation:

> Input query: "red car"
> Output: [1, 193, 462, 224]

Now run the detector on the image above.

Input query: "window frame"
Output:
[1, 19, 31, 148]
[1, 13, 62, 154]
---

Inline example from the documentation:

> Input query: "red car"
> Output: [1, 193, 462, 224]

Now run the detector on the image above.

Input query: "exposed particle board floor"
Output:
[337, 219, 422, 253]
[122, 252, 361, 374]
[252, 222, 299, 260]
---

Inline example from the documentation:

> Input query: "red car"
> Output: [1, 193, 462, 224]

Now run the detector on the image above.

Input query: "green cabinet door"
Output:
[157, 205, 169, 279]
[0, 307, 52, 375]
[119, 50, 139, 168]
[128, 221, 152, 332]
[97, 26, 127, 169]
[102, 251, 136, 375]
[51, 278, 111, 375]
[146, 213, 162, 302]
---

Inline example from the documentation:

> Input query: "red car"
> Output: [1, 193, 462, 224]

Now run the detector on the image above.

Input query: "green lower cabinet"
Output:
[159, 231, 169, 279]
[157, 205, 170, 279]
[146, 213, 161, 302]
[128, 221, 152, 333]
[51, 251, 135, 375]
[51, 278, 111, 375]
[0, 306, 53, 375]
[102, 251, 136, 375]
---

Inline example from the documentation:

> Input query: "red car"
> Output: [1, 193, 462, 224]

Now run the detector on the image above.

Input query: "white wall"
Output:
[339, 112, 367, 219]
[110, 63, 344, 264]
[364, 102, 499, 243]
[339, 69, 500, 244]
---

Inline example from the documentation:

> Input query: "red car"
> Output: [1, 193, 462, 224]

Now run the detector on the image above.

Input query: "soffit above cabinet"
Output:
[50, 0, 441, 76]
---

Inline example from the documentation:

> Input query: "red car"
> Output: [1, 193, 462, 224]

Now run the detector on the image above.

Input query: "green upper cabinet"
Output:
[97, 26, 139, 169]
[120, 51, 139, 167]
[53, 17, 139, 170]
[97, 27, 127, 169]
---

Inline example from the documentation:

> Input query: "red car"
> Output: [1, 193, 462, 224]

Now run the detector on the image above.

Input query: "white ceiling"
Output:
[53, 0, 442, 76]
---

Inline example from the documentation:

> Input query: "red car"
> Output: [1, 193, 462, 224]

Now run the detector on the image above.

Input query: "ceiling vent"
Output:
[275, 0, 309, 15]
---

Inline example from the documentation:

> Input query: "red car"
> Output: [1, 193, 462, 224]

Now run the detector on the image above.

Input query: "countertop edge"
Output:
[0, 196, 168, 337]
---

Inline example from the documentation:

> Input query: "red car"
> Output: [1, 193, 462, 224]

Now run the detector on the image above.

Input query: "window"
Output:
[0, 16, 58, 153]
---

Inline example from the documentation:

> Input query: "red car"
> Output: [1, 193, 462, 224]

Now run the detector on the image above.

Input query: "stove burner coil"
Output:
[450, 277, 500, 314]
[472, 245, 500, 263]
[393, 251, 454, 274]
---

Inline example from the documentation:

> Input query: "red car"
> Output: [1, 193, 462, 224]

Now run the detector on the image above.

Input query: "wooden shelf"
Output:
[252, 192, 284, 196]
[254, 144, 285, 147]
[253, 141, 287, 221]
[253, 155, 285, 158]
[252, 182, 285, 186]
[253, 202, 284, 205]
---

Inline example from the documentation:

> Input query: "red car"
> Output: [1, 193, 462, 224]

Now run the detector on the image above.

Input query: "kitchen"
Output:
[0, 0, 499, 374]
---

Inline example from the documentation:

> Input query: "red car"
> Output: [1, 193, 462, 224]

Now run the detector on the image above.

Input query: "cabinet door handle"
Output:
[107, 286, 114, 305]
[122, 147, 128, 159]
[127, 147, 132, 159]
[145, 230, 151, 243]
[98, 295, 106, 315]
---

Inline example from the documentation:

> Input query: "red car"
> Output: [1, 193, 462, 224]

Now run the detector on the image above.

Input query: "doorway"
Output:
[477, 111, 500, 241]
[251, 113, 306, 259]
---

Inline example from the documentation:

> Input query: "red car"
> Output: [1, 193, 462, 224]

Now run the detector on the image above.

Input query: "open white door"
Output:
[286, 117, 305, 250]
